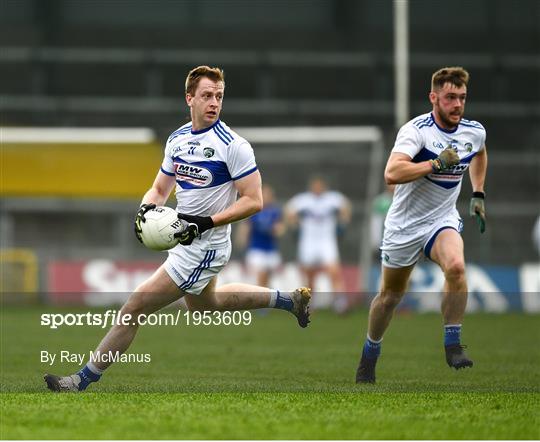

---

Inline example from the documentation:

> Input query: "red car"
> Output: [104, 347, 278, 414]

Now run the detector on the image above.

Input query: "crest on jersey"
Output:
[203, 147, 215, 158]
[464, 142, 473, 152]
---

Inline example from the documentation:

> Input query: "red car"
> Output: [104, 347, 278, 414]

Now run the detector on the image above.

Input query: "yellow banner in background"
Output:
[1, 142, 164, 198]
[0, 248, 38, 296]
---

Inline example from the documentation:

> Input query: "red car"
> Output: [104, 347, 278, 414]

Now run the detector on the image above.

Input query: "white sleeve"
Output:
[392, 124, 423, 159]
[328, 191, 346, 209]
[478, 129, 487, 151]
[227, 139, 258, 180]
[160, 142, 175, 176]
[286, 194, 304, 214]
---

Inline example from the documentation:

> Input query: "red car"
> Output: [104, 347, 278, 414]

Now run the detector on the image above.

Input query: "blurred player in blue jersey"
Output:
[238, 184, 285, 287]
[286, 177, 351, 311]
[45, 66, 311, 392]
[356, 67, 488, 383]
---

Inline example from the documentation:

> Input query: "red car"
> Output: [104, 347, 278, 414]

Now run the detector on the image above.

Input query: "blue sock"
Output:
[76, 364, 102, 391]
[444, 324, 462, 346]
[271, 290, 294, 312]
[362, 336, 382, 360]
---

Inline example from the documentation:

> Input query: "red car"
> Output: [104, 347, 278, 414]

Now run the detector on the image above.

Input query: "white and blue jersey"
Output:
[385, 112, 486, 233]
[160, 119, 257, 248]
[286, 191, 347, 265]
[248, 205, 282, 252]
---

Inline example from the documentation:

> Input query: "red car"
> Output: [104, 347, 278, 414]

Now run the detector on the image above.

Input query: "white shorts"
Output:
[298, 239, 339, 267]
[245, 249, 281, 272]
[164, 240, 231, 295]
[380, 214, 463, 268]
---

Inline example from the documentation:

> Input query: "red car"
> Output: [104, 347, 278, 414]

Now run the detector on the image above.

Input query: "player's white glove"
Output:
[430, 146, 460, 172]
[174, 213, 214, 246]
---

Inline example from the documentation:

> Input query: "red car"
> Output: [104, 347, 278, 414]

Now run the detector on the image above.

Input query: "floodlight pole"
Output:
[394, 0, 409, 128]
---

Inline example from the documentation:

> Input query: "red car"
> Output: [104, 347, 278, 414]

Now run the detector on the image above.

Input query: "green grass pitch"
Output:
[1, 306, 539, 439]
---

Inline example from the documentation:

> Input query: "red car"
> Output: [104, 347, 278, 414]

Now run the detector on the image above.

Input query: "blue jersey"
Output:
[248, 205, 282, 251]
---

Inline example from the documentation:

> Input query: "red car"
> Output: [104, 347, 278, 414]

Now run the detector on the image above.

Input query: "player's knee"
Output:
[444, 259, 466, 281]
[120, 297, 147, 323]
[378, 290, 403, 310]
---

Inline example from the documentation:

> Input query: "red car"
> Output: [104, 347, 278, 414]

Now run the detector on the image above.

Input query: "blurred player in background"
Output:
[286, 177, 351, 311]
[356, 67, 488, 383]
[236, 184, 285, 287]
[45, 65, 311, 392]
[370, 183, 395, 257]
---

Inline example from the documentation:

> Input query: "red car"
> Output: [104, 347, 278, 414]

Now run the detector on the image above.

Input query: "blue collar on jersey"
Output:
[431, 112, 459, 134]
[191, 118, 221, 135]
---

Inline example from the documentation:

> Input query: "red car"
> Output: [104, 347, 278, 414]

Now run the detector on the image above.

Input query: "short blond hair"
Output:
[185, 66, 225, 95]
[431, 67, 469, 91]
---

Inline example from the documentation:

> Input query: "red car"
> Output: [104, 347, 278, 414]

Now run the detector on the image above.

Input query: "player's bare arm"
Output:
[385, 146, 460, 185]
[211, 169, 263, 226]
[234, 220, 251, 249]
[384, 152, 434, 185]
[141, 170, 176, 206]
[468, 145, 488, 232]
[469, 145, 488, 193]
[339, 198, 352, 224]
[134, 171, 177, 244]
[285, 206, 299, 227]
[272, 219, 286, 237]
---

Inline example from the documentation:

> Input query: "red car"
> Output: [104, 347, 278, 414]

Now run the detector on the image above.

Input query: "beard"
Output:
[435, 101, 462, 128]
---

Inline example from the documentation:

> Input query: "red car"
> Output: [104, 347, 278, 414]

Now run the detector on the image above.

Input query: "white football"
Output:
[140, 206, 184, 251]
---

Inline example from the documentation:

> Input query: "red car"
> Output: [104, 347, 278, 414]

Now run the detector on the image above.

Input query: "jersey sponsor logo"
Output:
[188, 141, 200, 146]
[203, 147, 215, 158]
[430, 162, 468, 178]
[174, 163, 214, 187]
[452, 163, 468, 172]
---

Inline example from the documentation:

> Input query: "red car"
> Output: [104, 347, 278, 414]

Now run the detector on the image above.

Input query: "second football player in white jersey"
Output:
[356, 67, 488, 383]
[45, 66, 311, 392]
[286, 177, 351, 309]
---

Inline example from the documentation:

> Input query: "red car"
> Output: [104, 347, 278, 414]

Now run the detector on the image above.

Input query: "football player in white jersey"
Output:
[286, 177, 351, 310]
[45, 66, 311, 392]
[356, 67, 488, 383]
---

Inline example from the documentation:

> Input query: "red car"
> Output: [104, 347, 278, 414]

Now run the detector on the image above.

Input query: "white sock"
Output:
[86, 360, 104, 375]
[367, 334, 383, 344]
[268, 289, 278, 308]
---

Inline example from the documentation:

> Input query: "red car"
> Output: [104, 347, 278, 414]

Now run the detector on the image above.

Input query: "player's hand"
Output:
[174, 213, 214, 245]
[469, 192, 486, 234]
[430, 147, 460, 171]
[336, 222, 346, 237]
[134, 203, 156, 243]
